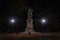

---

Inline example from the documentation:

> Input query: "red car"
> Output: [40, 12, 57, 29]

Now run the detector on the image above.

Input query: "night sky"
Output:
[0, 0, 60, 33]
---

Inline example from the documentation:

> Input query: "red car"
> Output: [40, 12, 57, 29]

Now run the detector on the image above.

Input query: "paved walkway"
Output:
[0, 33, 60, 38]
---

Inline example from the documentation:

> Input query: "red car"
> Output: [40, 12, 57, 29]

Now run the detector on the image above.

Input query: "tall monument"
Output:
[21, 7, 40, 36]
[25, 7, 34, 33]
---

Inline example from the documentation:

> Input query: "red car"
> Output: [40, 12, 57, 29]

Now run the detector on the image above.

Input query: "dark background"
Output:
[0, 0, 60, 33]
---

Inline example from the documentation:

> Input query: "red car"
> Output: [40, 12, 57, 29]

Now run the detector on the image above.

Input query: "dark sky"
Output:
[0, 0, 60, 15]
[0, 0, 60, 23]
[0, 0, 60, 32]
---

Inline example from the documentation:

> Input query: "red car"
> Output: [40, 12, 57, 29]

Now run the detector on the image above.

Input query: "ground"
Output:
[0, 33, 60, 40]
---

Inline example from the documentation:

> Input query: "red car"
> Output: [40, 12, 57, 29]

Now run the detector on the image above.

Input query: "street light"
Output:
[8, 17, 17, 25]
[8, 17, 17, 33]
[41, 19, 46, 23]
[11, 19, 15, 23]
[39, 17, 48, 33]
[40, 17, 48, 25]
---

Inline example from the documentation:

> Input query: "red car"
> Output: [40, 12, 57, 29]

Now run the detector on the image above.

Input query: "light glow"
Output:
[42, 19, 46, 23]
[11, 19, 15, 23]
[8, 17, 17, 25]
[40, 17, 48, 25]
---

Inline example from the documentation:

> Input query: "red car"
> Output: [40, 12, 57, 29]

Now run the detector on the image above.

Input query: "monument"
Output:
[25, 7, 34, 34]
[20, 7, 40, 36]
[17, 7, 41, 37]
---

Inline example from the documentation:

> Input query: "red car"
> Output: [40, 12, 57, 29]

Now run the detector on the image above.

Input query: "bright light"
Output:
[8, 17, 17, 25]
[11, 19, 15, 23]
[40, 17, 48, 25]
[42, 19, 46, 23]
